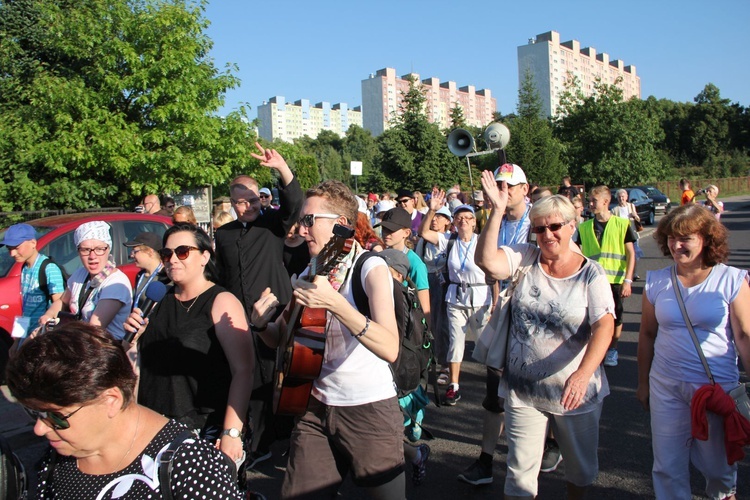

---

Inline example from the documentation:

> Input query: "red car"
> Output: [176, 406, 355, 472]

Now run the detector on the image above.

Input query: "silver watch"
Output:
[221, 427, 242, 439]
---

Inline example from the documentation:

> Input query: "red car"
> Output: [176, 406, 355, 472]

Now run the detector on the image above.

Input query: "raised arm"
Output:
[251, 142, 294, 187]
[475, 169, 512, 280]
[419, 188, 446, 246]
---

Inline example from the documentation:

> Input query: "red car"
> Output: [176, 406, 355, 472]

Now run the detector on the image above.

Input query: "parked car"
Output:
[0, 212, 171, 370]
[634, 185, 672, 215]
[609, 188, 656, 225]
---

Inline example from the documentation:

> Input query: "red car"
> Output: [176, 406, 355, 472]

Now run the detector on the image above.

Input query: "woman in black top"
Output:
[125, 224, 254, 464]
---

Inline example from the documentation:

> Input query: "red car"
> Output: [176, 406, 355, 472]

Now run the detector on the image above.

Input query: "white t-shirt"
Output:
[500, 244, 615, 415]
[312, 253, 397, 406]
[415, 232, 451, 274]
[646, 263, 747, 385]
[437, 233, 491, 309]
[68, 267, 133, 340]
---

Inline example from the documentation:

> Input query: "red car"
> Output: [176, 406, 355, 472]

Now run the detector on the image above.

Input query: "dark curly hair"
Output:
[6, 322, 137, 409]
[305, 180, 358, 226]
[654, 204, 729, 266]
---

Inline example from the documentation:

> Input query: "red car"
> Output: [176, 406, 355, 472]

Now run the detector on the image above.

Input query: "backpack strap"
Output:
[38, 259, 51, 304]
[351, 252, 383, 317]
[159, 430, 196, 500]
[441, 233, 459, 285]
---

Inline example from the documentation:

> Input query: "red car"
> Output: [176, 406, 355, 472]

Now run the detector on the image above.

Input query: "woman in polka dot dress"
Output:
[5, 322, 244, 499]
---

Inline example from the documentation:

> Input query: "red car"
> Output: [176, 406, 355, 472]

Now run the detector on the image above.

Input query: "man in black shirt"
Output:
[214, 142, 303, 468]
[557, 176, 579, 200]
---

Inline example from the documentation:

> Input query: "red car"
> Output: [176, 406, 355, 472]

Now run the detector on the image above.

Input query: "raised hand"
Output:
[429, 188, 446, 212]
[250, 142, 289, 171]
[480, 169, 508, 210]
[251, 287, 280, 330]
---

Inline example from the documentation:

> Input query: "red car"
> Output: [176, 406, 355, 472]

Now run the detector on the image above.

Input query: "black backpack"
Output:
[351, 252, 436, 399]
[0, 434, 27, 500]
[38, 257, 69, 304]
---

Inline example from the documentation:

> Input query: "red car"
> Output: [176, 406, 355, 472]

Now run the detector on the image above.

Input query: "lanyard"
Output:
[501, 205, 529, 246]
[457, 235, 475, 272]
[134, 264, 162, 306]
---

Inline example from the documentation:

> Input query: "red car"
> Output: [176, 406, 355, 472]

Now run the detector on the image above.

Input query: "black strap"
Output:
[159, 430, 196, 500]
[38, 259, 52, 303]
[77, 275, 95, 314]
[670, 266, 715, 385]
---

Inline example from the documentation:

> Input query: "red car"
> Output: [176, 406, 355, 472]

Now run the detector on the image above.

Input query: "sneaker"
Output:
[411, 444, 430, 485]
[445, 387, 461, 406]
[603, 348, 619, 367]
[457, 459, 493, 485]
[540, 439, 562, 473]
[247, 450, 272, 469]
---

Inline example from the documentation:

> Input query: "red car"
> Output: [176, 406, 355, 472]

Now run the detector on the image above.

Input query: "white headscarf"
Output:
[74, 221, 112, 247]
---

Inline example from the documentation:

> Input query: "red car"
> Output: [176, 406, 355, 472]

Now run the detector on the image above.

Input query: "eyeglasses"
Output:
[397, 198, 412, 204]
[230, 198, 256, 207]
[259, 194, 270, 199]
[158, 245, 200, 263]
[78, 246, 108, 256]
[298, 213, 340, 228]
[129, 247, 145, 256]
[455, 216, 474, 222]
[530, 222, 568, 234]
[24, 405, 84, 430]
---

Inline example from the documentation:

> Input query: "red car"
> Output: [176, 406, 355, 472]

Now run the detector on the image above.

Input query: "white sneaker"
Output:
[603, 349, 618, 367]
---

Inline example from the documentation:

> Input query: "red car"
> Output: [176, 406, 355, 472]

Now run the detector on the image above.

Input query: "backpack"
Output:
[38, 257, 69, 304]
[0, 434, 27, 500]
[351, 252, 436, 399]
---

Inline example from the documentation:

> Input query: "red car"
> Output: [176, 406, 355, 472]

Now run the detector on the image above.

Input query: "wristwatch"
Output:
[221, 427, 242, 439]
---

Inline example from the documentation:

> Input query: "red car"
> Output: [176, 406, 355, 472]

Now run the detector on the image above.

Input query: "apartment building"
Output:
[518, 30, 641, 117]
[257, 96, 363, 143]
[361, 67, 496, 136]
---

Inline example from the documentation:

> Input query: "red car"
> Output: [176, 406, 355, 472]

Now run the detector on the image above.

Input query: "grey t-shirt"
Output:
[499, 244, 615, 415]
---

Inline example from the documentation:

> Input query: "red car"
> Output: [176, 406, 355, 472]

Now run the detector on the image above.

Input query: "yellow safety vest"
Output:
[579, 216, 629, 284]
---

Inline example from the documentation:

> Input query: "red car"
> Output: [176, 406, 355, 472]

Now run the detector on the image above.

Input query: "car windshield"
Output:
[0, 226, 56, 277]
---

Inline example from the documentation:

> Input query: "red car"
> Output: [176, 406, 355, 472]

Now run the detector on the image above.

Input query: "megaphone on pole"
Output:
[484, 122, 510, 150]
[447, 128, 475, 157]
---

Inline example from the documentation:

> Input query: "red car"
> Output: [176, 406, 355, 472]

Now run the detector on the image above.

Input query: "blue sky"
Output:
[204, 0, 750, 119]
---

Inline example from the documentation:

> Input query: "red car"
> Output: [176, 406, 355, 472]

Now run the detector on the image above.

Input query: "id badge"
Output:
[12, 316, 31, 338]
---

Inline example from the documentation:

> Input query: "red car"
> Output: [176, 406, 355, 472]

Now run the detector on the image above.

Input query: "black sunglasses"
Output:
[24, 405, 84, 430]
[530, 222, 567, 234]
[158, 245, 200, 263]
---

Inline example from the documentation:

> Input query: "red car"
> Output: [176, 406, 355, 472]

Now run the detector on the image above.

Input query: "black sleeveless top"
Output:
[138, 285, 232, 431]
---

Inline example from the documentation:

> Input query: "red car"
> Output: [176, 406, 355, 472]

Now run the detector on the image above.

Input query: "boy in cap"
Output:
[1, 223, 65, 337]
[396, 188, 423, 242]
[375, 207, 431, 326]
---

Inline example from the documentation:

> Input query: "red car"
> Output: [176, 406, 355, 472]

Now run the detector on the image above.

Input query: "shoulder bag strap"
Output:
[670, 266, 714, 385]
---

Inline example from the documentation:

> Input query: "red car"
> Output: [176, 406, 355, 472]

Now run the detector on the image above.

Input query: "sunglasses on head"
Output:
[24, 405, 84, 430]
[158, 245, 200, 263]
[530, 222, 568, 234]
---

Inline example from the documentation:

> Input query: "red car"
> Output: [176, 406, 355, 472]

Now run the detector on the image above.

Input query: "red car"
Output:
[0, 212, 171, 361]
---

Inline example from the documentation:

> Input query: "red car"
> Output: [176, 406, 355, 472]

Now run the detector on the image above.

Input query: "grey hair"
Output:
[529, 195, 576, 223]
[707, 184, 719, 195]
[615, 188, 628, 199]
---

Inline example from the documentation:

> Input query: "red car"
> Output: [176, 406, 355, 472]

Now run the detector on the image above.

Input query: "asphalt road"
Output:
[2, 196, 750, 499]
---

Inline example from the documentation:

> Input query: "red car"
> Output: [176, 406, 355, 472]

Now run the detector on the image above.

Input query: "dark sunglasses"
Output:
[259, 194, 270, 198]
[24, 405, 84, 430]
[397, 198, 412, 204]
[530, 222, 568, 234]
[158, 245, 200, 262]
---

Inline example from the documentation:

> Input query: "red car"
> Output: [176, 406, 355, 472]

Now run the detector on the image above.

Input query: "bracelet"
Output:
[250, 322, 268, 333]
[353, 317, 370, 339]
[623, 279, 633, 284]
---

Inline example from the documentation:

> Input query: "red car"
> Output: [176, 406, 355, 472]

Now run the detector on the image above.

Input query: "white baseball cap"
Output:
[494, 163, 527, 185]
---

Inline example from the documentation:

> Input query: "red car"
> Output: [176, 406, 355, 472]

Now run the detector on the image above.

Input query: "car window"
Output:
[43, 230, 82, 277]
[113, 221, 169, 266]
[0, 225, 56, 278]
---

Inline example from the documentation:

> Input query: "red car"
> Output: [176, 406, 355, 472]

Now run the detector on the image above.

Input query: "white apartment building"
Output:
[257, 96, 363, 143]
[518, 31, 641, 117]
[361, 68, 496, 136]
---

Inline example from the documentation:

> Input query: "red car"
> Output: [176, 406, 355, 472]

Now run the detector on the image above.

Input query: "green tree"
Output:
[0, 0, 258, 211]
[372, 76, 463, 192]
[504, 71, 565, 186]
[449, 103, 466, 130]
[342, 125, 378, 194]
[554, 77, 666, 187]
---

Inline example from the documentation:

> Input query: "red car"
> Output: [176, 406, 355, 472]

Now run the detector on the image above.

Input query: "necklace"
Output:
[176, 285, 209, 314]
[111, 407, 140, 473]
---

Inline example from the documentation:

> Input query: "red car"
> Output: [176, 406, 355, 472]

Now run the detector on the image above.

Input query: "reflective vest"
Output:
[578, 216, 629, 284]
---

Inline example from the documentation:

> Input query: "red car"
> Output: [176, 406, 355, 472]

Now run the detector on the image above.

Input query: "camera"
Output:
[697, 188, 707, 195]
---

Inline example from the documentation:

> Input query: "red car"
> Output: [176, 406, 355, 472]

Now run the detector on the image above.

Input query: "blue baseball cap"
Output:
[452, 204, 475, 216]
[0, 223, 37, 246]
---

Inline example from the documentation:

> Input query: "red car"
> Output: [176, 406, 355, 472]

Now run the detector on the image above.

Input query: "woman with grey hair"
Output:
[479, 169, 616, 500]
[701, 184, 724, 220]
[39, 220, 132, 340]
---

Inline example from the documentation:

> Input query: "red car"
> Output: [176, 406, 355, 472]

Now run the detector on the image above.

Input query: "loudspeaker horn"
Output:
[484, 122, 510, 150]
[447, 128, 475, 157]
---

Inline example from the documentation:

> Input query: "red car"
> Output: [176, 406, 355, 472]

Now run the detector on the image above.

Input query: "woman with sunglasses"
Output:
[39, 221, 132, 340]
[6, 322, 244, 498]
[478, 170, 615, 500]
[124, 223, 254, 467]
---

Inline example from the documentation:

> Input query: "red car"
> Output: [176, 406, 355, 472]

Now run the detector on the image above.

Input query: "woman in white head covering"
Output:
[39, 221, 133, 340]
